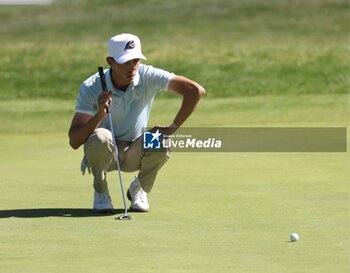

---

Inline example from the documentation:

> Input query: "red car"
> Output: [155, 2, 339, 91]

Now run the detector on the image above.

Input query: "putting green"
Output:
[0, 96, 348, 273]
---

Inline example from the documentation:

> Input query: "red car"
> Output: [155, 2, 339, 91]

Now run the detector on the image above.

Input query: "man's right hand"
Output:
[98, 91, 112, 116]
[68, 90, 112, 150]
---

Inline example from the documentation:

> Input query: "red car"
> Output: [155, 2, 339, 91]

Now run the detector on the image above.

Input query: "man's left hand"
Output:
[150, 124, 178, 136]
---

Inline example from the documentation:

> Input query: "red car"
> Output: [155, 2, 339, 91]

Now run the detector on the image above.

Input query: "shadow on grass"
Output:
[0, 208, 126, 218]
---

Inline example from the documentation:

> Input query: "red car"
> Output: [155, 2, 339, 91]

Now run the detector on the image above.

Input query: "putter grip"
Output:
[98, 66, 110, 113]
[98, 66, 107, 92]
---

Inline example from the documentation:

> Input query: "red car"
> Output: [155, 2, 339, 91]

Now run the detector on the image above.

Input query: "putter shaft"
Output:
[107, 111, 129, 217]
[98, 66, 131, 220]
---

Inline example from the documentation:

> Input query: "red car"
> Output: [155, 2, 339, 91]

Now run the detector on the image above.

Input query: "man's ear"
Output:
[106, 57, 114, 66]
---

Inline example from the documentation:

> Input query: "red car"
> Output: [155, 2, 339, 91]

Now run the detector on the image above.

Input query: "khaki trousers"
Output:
[83, 128, 170, 193]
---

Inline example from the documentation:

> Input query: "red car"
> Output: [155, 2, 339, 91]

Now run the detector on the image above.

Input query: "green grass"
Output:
[0, 0, 349, 272]
[0, 0, 348, 99]
[0, 0, 348, 44]
[0, 97, 348, 273]
[0, 40, 347, 100]
[0, 143, 347, 273]
[0, 94, 348, 135]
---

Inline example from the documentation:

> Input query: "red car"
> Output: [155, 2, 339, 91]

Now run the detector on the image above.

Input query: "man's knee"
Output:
[85, 128, 114, 160]
[89, 128, 113, 144]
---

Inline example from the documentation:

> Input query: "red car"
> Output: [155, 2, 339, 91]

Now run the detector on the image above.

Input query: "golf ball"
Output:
[290, 233, 299, 242]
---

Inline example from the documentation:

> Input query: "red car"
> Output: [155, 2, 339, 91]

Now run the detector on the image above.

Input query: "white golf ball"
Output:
[290, 233, 299, 242]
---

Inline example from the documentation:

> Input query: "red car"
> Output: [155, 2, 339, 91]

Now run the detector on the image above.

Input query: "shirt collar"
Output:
[133, 69, 140, 87]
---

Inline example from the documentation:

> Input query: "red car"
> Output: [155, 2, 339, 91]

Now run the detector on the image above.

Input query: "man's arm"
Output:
[154, 75, 205, 135]
[68, 91, 112, 150]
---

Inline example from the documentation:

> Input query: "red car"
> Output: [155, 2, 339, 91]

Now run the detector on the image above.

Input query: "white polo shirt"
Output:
[75, 64, 175, 141]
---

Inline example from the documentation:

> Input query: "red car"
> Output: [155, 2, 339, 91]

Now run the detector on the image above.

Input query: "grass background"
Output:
[0, 0, 348, 99]
[0, 0, 349, 272]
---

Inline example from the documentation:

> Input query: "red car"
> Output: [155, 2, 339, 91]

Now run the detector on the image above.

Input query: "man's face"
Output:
[113, 58, 140, 84]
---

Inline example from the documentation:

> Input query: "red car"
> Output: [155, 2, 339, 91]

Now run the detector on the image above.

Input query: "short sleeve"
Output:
[142, 65, 175, 96]
[75, 83, 98, 116]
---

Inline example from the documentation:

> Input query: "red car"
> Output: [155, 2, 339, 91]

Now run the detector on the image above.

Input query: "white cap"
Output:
[108, 33, 147, 64]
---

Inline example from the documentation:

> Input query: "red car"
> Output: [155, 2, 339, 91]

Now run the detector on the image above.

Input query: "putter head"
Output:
[117, 214, 132, 220]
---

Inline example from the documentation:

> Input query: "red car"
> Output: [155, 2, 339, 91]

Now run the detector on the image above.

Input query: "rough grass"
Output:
[0, 0, 348, 99]
[0, 43, 347, 99]
[0, 0, 348, 44]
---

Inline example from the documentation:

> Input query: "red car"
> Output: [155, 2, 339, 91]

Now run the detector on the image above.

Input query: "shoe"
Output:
[93, 186, 114, 212]
[127, 176, 149, 212]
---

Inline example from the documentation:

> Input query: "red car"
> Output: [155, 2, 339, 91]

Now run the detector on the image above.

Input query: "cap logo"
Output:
[124, 40, 135, 51]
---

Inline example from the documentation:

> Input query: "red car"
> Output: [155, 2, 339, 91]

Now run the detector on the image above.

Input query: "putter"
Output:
[98, 67, 132, 221]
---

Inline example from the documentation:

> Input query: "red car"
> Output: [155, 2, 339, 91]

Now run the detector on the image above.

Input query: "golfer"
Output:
[68, 33, 205, 212]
